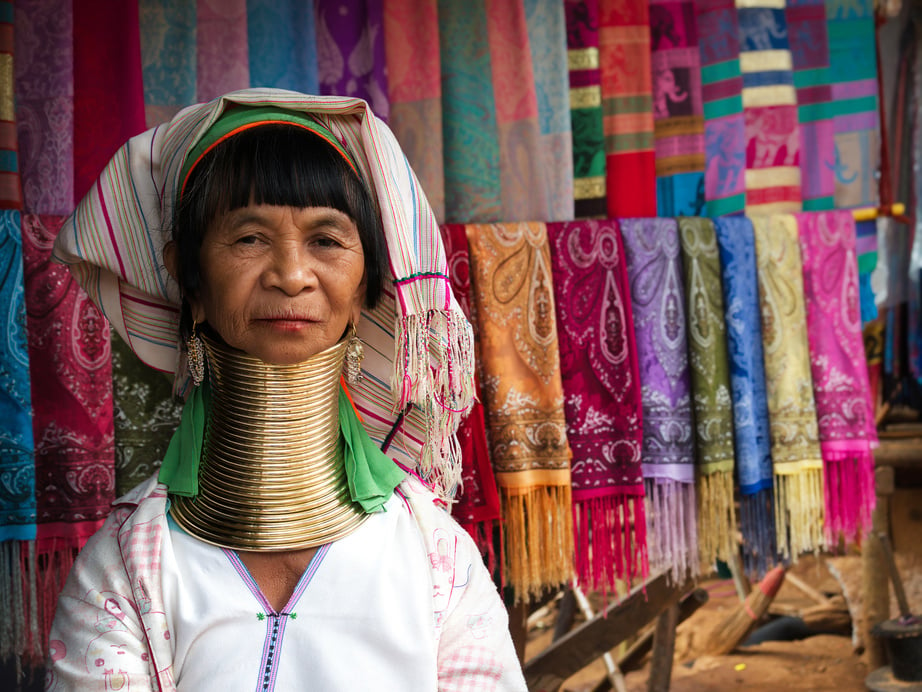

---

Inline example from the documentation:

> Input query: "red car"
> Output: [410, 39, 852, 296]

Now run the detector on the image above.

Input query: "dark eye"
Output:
[313, 236, 342, 248]
[236, 234, 260, 245]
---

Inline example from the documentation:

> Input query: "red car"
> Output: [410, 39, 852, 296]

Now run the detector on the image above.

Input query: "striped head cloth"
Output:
[53, 88, 475, 497]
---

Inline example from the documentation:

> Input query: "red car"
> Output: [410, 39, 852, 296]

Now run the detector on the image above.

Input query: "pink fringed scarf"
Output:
[547, 219, 648, 593]
[796, 211, 877, 546]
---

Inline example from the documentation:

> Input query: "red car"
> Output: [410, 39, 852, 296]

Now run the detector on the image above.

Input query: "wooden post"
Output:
[647, 603, 679, 692]
[861, 464, 893, 670]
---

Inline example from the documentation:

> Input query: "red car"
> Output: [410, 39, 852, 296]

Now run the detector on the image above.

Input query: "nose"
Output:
[264, 241, 317, 296]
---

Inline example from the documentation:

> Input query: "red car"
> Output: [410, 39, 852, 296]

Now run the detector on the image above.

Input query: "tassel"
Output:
[572, 494, 648, 595]
[645, 478, 699, 584]
[697, 469, 737, 572]
[822, 449, 876, 547]
[774, 466, 825, 559]
[740, 488, 779, 579]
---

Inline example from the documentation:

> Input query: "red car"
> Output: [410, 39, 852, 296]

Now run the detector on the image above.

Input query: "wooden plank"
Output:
[647, 603, 679, 692]
[523, 573, 689, 691]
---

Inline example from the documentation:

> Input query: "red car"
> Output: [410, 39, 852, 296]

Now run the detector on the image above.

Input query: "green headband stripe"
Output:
[179, 105, 360, 197]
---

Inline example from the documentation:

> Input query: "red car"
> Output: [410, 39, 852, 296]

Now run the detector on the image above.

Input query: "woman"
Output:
[46, 89, 525, 690]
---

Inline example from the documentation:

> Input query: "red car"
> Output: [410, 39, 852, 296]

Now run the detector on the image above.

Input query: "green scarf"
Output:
[159, 385, 405, 513]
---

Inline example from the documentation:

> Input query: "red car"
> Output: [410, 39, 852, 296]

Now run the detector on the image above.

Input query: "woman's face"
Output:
[189, 203, 366, 365]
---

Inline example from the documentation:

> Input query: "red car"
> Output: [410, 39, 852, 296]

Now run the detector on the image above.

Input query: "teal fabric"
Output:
[159, 385, 405, 512]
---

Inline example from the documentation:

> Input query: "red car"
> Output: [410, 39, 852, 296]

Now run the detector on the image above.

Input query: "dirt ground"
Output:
[525, 552, 922, 691]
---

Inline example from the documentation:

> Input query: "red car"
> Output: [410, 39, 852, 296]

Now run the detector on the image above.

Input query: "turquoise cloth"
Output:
[159, 386, 404, 513]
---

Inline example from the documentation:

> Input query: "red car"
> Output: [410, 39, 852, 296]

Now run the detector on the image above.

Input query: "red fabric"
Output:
[439, 224, 501, 567]
[73, 0, 146, 203]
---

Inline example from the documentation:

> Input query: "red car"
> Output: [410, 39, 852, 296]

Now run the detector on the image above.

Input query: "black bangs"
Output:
[171, 123, 388, 341]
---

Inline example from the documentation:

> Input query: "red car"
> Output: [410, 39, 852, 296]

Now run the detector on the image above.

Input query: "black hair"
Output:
[170, 123, 388, 342]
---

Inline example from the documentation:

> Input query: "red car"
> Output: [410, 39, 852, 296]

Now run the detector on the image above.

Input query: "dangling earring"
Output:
[344, 322, 364, 384]
[187, 320, 205, 387]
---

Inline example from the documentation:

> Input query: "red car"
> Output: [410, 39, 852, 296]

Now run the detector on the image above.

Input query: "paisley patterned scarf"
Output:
[796, 211, 877, 546]
[439, 224, 501, 568]
[650, 0, 706, 217]
[620, 217, 698, 582]
[466, 222, 573, 601]
[547, 219, 648, 593]
[565, 0, 608, 218]
[714, 216, 777, 577]
[752, 214, 825, 558]
[677, 217, 737, 570]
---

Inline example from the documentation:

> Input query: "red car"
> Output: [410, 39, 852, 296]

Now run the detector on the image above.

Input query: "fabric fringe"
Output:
[572, 494, 649, 595]
[774, 467, 825, 559]
[696, 470, 737, 572]
[502, 484, 574, 603]
[823, 450, 876, 547]
[739, 488, 779, 579]
[644, 478, 699, 584]
[395, 308, 476, 499]
[460, 519, 499, 578]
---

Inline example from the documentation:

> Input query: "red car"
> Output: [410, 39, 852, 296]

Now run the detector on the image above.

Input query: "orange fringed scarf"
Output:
[466, 222, 574, 601]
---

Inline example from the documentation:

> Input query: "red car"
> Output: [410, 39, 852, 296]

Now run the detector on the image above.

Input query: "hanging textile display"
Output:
[650, 0, 706, 216]
[315, 0, 390, 120]
[677, 217, 736, 570]
[0, 211, 37, 664]
[466, 222, 573, 600]
[825, 0, 879, 209]
[14, 0, 74, 215]
[384, 0, 445, 221]
[785, 0, 836, 211]
[196, 0, 249, 102]
[565, 0, 607, 219]
[714, 216, 777, 577]
[736, 0, 802, 214]
[0, 4, 21, 210]
[752, 214, 825, 558]
[547, 219, 648, 593]
[620, 217, 698, 583]
[247, 1, 319, 95]
[439, 223, 502, 567]
[111, 334, 183, 497]
[796, 211, 877, 546]
[695, 0, 746, 217]
[524, 0, 575, 222]
[139, 0, 197, 126]
[22, 214, 115, 660]
[599, 0, 656, 217]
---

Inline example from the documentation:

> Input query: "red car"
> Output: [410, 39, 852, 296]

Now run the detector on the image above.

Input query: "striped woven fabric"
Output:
[524, 0, 574, 221]
[786, 0, 836, 210]
[599, 0, 656, 217]
[0, 1, 21, 209]
[737, 0, 802, 214]
[650, 0, 706, 216]
[565, 0, 607, 218]
[384, 0, 445, 221]
[52, 89, 477, 501]
[696, 0, 746, 217]
[825, 0, 879, 209]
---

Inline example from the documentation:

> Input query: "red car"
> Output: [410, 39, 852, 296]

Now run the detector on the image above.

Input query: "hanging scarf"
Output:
[196, 0, 249, 103]
[0, 211, 37, 664]
[620, 217, 698, 583]
[650, 0, 706, 217]
[14, 0, 74, 215]
[547, 219, 647, 592]
[23, 213, 115, 660]
[696, 0, 746, 217]
[796, 211, 877, 546]
[524, 0, 575, 222]
[677, 217, 736, 570]
[384, 0, 445, 221]
[751, 214, 825, 558]
[247, 0, 319, 95]
[737, 0, 803, 214]
[564, 0, 608, 219]
[315, 0, 390, 121]
[599, 0, 656, 217]
[52, 89, 476, 502]
[466, 222, 573, 601]
[139, 0, 196, 126]
[785, 0, 836, 211]
[714, 216, 777, 577]
[439, 223, 501, 567]
[0, 5, 21, 210]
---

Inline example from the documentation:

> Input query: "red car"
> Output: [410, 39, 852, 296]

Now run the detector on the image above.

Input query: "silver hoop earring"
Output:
[344, 323, 364, 385]
[187, 320, 205, 387]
